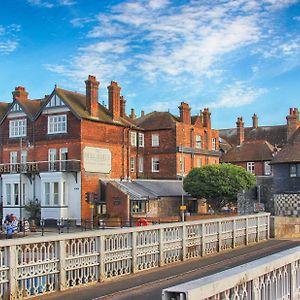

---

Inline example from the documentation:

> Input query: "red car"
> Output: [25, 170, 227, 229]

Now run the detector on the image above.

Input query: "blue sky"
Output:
[1, 0, 300, 128]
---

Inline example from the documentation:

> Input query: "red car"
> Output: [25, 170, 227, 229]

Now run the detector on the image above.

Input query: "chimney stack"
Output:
[236, 117, 244, 145]
[130, 108, 136, 119]
[202, 108, 211, 128]
[178, 102, 191, 124]
[120, 96, 126, 117]
[287, 107, 299, 139]
[108, 81, 121, 120]
[12, 86, 29, 101]
[252, 113, 258, 128]
[141, 110, 145, 117]
[85, 75, 99, 118]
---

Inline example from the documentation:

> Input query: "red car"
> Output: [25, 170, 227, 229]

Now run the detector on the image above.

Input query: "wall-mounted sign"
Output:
[83, 147, 111, 173]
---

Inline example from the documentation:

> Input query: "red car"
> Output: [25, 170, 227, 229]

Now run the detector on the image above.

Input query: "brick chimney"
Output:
[252, 113, 258, 128]
[12, 86, 29, 100]
[108, 81, 121, 120]
[130, 108, 136, 120]
[287, 107, 299, 139]
[120, 96, 126, 117]
[202, 108, 211, 128]
[236, 117, 244, 145]
[85, 75, 99, 118]
[178, 102, 191, 124]
[141, 110, 145, 117]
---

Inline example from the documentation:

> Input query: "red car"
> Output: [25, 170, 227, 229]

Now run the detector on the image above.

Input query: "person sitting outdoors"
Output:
[11, 215, 19, 233]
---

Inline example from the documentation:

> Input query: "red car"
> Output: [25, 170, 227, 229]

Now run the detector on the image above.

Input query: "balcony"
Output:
[0, 160, 81, 174]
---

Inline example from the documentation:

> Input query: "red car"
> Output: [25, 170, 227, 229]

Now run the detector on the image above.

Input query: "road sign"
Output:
[180, 205, 187, 211]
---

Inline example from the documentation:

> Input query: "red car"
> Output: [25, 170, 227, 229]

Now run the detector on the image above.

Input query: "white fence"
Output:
[162, 244, 300, 300]
[0, 213, 270, 299]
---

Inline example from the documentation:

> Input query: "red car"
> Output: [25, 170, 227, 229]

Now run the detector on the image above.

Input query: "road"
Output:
[41, 239, 300, 300]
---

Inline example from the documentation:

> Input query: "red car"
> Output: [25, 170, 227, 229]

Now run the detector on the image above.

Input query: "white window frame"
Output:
[9, 119, 27, 138]
[44, 182, 60, 206]
[48, 114, 67, 134]
[152, 157, 160, 172]
[138, 157, 144, 173]
[130, 131, 137, 147]
[247, 162, 255, 174]
[197, 158, 202, 168]
[46, 94, 65, 108]
[180, 156, 185, 173]
[138, 133, 144, 147]
[264, 161, 272, 176]
[152, 134, 159, 147]
[131, 200, 146, 214]
[60, 148, 68, 171]
[130, 157, 135, 172]
[212, 138, 217, 150]
[195, 135, 202, 149]
[48, 148, 57, 171]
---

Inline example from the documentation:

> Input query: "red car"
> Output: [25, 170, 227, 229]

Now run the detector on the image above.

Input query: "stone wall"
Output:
[270, 216, 300, 238]
[274, 193, 300, 216]
[237, 188, 257, 215]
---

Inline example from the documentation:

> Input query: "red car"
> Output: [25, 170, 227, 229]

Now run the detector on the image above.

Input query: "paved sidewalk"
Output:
[39, 239, 300, 300]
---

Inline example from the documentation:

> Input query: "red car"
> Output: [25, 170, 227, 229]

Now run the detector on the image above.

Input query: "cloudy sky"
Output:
[1, 0, 300, 128]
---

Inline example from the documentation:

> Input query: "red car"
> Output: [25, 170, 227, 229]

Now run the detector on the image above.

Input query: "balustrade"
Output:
[162, 243, 300, 300]
[0, 213, 270, 299]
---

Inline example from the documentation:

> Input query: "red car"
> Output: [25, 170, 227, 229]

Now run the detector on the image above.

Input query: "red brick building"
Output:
[220, 109, 300, 176]
[0, 75, 219, 222]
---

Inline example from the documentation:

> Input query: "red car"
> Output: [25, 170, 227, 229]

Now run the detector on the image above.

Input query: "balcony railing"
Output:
[177, 146, 220, 157]
[0, 160, 81, 174]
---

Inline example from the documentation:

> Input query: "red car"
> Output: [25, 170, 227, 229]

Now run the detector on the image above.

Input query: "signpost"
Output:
[85, 192, 97, 229]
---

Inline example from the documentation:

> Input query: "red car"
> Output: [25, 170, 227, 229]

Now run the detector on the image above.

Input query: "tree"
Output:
[183, 163, 256, 211]
[24, 200, 41, 222]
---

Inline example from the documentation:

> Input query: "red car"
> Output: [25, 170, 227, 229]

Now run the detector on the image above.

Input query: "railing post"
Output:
[8, 245, 18, 299]
[245, 217, 249, 245]
[182, 224, 187, 261]
[59, 240, 67, 291]
[232, 219, 236, 248]
[291, 261, 297, 300]
[159, 227, 164, 267]
[99, 235, 105, 282]
[267, 214, 270, 240]
[202, 223, 206, 256]
[218, 221, 222, 252]
[257, 216, 260, 243]
[132, 231, 138, 272]
[252, 278, 260, 300]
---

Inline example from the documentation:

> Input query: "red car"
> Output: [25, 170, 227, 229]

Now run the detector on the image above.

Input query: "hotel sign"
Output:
[0, 163, 39, 174]
[83, 147, 111, 173]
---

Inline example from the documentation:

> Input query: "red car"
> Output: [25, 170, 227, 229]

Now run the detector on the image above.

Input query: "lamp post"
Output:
[181, 143, 185, 222]
[19, 137, 23, 224]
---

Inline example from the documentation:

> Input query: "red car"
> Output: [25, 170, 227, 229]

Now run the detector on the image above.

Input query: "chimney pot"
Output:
[178, 102, 191, 124]
[130, 108, 136, 119]
[12, 86, 29, 100]
[141, 110, 145, 117]
[236, 116, 244, 145]
[120, 95, 126, 117]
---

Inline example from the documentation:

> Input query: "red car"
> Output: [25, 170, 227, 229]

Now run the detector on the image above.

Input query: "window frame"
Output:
[48, 114, 67, 134]
[247, 162, 255, 174]
[130, 131, 137, 147]
[152, 157, 160, 172]
[195, 135, 202, 149]
[130, 157, 135, 173]
[152, 134, 159, 147]
[138, 133, 144, 147]
[9, 119, 27, 138]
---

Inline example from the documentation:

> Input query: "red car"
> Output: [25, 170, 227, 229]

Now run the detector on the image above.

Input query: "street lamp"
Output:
[181, 142, 185, 222]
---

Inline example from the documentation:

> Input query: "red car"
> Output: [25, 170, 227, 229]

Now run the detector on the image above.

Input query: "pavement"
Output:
[39, 238, 300, 300]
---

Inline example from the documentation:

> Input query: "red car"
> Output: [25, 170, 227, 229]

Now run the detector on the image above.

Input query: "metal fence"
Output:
[0, 213, 270, 299]
[162, 243, 300, 300]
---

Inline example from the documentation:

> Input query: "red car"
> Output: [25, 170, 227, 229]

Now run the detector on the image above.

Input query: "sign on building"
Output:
[83, 147, 111, 173]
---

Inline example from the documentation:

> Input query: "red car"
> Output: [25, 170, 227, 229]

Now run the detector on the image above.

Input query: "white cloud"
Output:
[294, 16, 300, 21]
[0, 24, 21, 55]
[27, 0, 76, 8]
[45, 0, 299, 104]
[206, 82, 267, 108]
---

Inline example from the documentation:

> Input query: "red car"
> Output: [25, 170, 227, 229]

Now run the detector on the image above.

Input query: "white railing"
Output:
[162, 244, 300, 300]
[0, 213, 270, 299]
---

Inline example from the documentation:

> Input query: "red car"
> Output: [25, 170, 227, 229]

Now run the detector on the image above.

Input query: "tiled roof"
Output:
[17, 98, 46, 119]
[272, 128, 300, 164]
[219, 125, 288, 148]
[109, 179, 189, 200]
[135, 111, 179, 130]
[54, 88, 139, 128]
[221, 140, 275, 162]
[0, 102, 10, 120]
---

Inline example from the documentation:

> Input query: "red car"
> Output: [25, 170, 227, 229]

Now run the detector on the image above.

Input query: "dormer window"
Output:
[9, 119, 27, 138]
[11, 103, 22, 112]
[48, 115, 67, 134]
